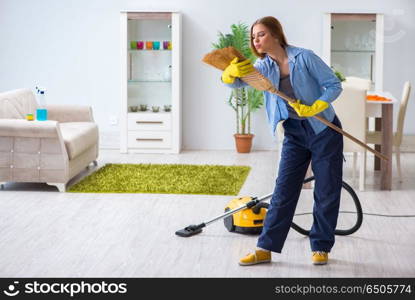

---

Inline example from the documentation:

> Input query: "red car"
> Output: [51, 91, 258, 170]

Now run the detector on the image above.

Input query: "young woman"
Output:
[222, 16, 343, 266]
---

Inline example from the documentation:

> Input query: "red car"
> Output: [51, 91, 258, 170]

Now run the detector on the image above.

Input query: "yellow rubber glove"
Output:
[288, 99, 329, 117]
[221, 57, 255, 84]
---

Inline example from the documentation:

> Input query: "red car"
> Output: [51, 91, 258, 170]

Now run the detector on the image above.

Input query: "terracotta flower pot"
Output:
[234, 134, 254, 153]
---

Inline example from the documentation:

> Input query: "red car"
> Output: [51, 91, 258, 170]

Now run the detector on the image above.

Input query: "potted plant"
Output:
[228, 87, 263, 152]
[213, 23, 264, 153]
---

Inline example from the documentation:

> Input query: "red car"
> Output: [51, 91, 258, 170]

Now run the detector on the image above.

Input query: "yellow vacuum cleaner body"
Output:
[224, 197, 267, 234]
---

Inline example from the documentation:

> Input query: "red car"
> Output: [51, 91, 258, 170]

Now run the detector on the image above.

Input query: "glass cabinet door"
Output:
[331, 14, 376, 85]
[127, 13, 172, 113]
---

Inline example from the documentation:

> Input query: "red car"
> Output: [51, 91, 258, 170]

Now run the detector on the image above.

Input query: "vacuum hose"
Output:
[259, 176, 363, 236]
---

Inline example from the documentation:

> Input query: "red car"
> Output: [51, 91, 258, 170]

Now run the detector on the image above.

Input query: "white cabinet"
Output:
[120, 11, 181, 153]
[322, 13, 384, 91]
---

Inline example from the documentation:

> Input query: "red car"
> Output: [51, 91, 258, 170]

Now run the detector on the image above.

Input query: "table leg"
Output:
[374, 118, 381, 171]
[381, 104, 393, 190]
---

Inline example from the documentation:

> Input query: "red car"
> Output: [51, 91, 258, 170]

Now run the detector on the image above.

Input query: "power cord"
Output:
[295, 211, 415, 218]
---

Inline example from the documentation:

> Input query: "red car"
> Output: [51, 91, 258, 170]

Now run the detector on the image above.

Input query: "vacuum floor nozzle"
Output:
[175, 223, 205, 237]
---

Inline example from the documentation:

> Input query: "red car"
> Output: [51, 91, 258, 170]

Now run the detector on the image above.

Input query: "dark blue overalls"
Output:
[257, 115, 343, 253]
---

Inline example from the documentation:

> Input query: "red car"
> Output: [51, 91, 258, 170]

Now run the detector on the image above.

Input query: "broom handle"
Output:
[269, 87, 388, 161]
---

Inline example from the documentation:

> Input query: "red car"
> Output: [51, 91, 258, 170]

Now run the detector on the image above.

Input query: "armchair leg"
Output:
[47, 183, 66, 192]
[87, 160, 98, 170]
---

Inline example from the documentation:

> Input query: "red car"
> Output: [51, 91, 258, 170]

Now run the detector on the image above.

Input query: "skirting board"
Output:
[98, 131, 415, 152]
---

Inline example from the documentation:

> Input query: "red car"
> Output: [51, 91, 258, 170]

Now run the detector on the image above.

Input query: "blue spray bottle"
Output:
[36, 86, 48, 121]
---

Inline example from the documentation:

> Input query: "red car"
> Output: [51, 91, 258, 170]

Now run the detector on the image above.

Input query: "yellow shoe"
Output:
[239, 250, 271, 266]
[312, 251, 328, 265]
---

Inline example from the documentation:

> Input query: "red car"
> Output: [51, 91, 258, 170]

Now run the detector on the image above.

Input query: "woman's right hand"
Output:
[221, 57, 255, 84]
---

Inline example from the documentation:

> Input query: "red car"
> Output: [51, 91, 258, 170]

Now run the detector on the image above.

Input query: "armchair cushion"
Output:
[46, 104, 94, 123]
[59, 122, 98, 160]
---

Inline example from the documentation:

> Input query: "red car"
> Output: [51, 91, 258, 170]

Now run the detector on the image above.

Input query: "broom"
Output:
[202, 47, 388, 161]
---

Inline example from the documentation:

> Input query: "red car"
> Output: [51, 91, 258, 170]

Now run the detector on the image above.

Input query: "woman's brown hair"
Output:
[250, 16, 288, 59]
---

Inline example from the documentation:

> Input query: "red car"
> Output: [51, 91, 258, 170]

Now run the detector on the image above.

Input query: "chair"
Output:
[0, 88, 99, 191]
[366, 81, 411, 182]
[344, 76, 372, 91]
[333, 82, 368, 191]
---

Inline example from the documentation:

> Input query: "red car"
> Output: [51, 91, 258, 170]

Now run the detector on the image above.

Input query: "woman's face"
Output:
[252, 24, 279, 54]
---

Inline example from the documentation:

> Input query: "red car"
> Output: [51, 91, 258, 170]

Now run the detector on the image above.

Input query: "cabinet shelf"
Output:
[128, 80, 171, 83]
[129, 49, 171, 52]
[128, 111, 172, 115]
[331, 50, 375, 53]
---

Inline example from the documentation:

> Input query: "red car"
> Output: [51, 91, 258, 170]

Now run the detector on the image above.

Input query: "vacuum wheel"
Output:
[223, 207, 235, 232]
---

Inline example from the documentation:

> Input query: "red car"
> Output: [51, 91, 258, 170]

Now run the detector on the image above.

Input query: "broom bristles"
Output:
[202, 47, 247, 71]
[202, 47, 274, 91]
[202, 47, 294, 103]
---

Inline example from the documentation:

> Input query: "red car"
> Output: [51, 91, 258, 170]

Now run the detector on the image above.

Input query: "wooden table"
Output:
[366, 91, 397, 190]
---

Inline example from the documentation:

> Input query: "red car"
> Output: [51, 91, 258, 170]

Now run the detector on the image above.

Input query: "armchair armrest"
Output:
[0, 119, 60, 138]
[46, 104, 94, 123]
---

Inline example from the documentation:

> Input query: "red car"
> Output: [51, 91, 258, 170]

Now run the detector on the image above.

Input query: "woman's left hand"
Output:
[288, 99, 329, 117]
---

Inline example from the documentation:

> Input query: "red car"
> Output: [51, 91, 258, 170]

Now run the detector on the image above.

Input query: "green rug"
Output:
[68, 163, 251, 195]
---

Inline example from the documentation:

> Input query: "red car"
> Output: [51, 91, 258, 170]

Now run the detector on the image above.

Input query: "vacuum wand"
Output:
[175, 194, 273, 237]
[205, 194, 272, 226]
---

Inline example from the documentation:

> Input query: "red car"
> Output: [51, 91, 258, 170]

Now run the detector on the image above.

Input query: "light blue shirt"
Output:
[225, 45, 342, 135]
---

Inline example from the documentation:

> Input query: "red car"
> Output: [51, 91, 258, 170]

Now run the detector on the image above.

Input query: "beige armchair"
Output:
[0, 88, 99, 191]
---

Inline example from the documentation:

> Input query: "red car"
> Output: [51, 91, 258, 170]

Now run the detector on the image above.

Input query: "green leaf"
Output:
[247, 88, 264, 112]
[331, 67, 346, 82]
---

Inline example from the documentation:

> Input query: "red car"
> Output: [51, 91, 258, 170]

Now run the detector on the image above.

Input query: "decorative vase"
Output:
[234, 134, 254, 153]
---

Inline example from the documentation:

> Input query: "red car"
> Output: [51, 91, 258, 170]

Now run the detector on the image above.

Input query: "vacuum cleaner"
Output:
[175, 176, 363, 237]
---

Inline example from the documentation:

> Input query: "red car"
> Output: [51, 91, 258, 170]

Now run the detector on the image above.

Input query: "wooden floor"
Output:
[0, 150, 414, 278]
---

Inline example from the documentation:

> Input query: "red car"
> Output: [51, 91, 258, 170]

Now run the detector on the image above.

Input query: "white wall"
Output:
[1, 0, 414, 150]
